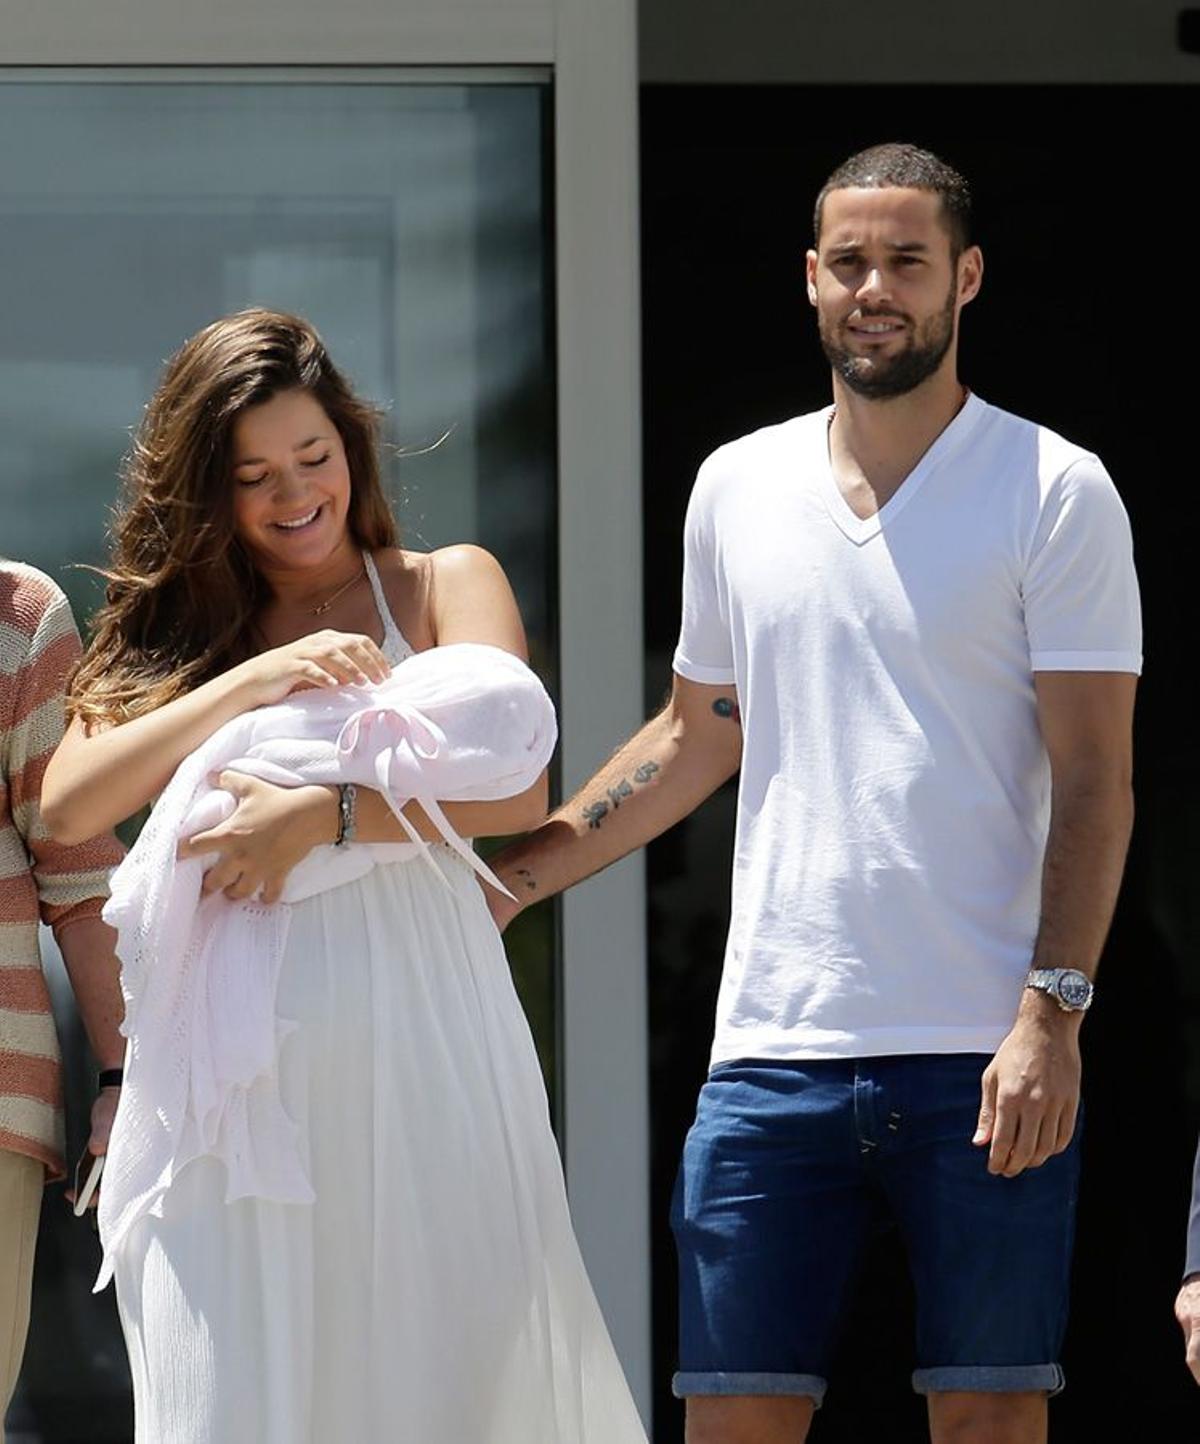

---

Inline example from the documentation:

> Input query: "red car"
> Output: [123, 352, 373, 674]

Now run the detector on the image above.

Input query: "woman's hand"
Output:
[240, 630, 392, 708]
[178, 772, 339, 904]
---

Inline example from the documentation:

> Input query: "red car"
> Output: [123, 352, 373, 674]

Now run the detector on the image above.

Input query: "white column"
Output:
[553, 0, 650, 1424]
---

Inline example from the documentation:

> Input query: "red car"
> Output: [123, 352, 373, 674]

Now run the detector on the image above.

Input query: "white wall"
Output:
[0, 0, 553, 62]
[641, 0, 1199, 83]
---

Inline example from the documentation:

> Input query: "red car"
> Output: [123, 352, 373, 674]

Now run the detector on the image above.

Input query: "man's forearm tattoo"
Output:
[515, 866, 537, 893]
[607, 778, 634, 808]
[712, 696, 741, 724]
[580, 756, 661, 831]
[583, 801, 610, 830]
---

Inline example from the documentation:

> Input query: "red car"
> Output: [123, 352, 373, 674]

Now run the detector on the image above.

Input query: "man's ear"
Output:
[805, 248, 819, 306]
[958, 244, 984, 308]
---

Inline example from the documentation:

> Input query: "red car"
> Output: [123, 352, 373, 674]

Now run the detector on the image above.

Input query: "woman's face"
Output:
[230, 389, 354, 574]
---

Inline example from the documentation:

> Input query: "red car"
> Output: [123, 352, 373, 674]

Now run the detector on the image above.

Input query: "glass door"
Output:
[0, 73, 555, 1442]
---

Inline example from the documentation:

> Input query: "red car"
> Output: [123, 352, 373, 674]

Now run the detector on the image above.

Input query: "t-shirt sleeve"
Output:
[1023, 454, 1142, 674]
[672, 456, 736, 685]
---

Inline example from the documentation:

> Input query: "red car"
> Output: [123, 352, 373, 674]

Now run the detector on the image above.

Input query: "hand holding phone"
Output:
[72, 1149, 105, 1217]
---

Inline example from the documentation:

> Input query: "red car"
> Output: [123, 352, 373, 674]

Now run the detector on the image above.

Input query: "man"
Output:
[1, 560, 125, 1440]
[489, 143, 1140, 1443]
[1176, 1141, 1200, 1384]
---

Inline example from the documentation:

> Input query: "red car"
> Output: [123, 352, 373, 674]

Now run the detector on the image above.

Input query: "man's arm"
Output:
[487, 673, 744, 928]
[974, 671, 1136, 1176]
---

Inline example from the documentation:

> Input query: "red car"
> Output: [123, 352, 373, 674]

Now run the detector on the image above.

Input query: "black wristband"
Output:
[97, 1068, 124, 1091]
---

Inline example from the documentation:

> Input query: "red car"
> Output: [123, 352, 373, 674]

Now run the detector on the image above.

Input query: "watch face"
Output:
[1057, 971, 1092, 1009]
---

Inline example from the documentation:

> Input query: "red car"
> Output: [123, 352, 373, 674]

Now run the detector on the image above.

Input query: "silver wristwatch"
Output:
[1024, 967, 1094, 1013]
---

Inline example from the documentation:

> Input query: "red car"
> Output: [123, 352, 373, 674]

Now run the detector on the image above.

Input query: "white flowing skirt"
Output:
[113, 849, 647, 1444]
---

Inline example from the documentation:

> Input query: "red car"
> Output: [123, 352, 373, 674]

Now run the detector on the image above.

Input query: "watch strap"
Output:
[1024, 967, 1093, 1011]
[1025, 969, 1059, 988]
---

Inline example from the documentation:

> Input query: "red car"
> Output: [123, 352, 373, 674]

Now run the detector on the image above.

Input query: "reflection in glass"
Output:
[0, 77, 554, 1443]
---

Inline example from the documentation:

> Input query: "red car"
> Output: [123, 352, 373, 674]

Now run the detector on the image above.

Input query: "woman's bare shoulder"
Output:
[427, 543, 507, 585]
[374, 545, 521, 650]
[370, 547, 436, 651]
[425, 546, 524, 652]
[370, 545, 431, 576]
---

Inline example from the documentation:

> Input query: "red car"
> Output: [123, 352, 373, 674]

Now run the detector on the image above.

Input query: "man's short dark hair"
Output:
[813, 143, 972, 258]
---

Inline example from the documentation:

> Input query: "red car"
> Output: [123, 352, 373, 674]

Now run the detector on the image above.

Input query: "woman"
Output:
[43, 310, 646, 1443]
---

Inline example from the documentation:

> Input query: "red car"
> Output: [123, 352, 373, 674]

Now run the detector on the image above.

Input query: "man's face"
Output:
[805, 187, 982, 400]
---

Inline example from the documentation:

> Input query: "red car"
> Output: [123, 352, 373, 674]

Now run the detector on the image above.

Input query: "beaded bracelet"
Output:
[335, 783, 358, 848]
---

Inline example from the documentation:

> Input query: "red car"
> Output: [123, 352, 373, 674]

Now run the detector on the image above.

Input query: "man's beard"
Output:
[819, 280, 957, 400]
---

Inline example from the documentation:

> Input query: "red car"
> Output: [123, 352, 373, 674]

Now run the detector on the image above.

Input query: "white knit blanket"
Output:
[95, 642, 556, 1288]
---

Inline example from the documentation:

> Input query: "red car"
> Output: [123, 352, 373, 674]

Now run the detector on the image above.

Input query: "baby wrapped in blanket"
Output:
[96, 642, 556, 1288]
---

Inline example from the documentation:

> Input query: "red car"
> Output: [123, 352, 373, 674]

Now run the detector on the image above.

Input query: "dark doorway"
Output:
[642, 85, 1200, 1443]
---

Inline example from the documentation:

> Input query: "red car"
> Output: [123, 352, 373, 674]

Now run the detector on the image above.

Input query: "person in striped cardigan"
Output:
[0, 560, 125, 1439]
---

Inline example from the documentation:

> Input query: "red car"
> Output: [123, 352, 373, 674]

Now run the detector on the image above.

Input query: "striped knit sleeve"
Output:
[3, 574, 124, 932]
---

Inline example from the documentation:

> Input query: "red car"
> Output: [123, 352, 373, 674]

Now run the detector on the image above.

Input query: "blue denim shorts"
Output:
[670, 1054, 1080, 1405]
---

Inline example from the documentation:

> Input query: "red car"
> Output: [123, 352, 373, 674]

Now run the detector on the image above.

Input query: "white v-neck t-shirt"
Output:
[673, 393, 1142, 1064]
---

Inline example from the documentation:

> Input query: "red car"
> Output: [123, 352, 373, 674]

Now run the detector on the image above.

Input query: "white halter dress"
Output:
[112, 553, 647, 1444]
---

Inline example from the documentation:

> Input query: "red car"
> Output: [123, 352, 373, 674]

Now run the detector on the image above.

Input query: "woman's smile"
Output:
[230, 390, 354, 574]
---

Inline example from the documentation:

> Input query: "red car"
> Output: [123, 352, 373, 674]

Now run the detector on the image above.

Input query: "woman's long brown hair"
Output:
[70, 309, 400, 727]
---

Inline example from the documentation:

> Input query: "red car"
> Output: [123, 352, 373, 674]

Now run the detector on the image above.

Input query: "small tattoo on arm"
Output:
[583, 800, 610, 830]
[712, 697, 741, 724]
[633, 761, 660, 784]
[515, 867, 538, 893]
[607, 779, 634, 809]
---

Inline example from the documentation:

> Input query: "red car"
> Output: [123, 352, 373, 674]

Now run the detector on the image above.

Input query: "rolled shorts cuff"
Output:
[673, 1371, 827, 1406]
[912, 1363, 1064, 1397]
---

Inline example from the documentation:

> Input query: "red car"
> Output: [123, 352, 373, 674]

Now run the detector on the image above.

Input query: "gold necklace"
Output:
[310, 562, 366, 617]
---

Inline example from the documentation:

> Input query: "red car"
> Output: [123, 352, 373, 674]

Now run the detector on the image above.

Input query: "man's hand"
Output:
[178, 772, 338, 904]
[482, 846, 558, 935]
[973, 998, 1081, 1177]
[484, 884, 524, 935]
[1176, 1277, 1200, 1384]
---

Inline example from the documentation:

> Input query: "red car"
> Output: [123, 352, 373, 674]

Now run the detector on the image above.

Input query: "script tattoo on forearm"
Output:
[608, 779, 634, 808]
[583, 801, 610, 830]
[712, 696, 741, 724]
[580, 757, 662, 831]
